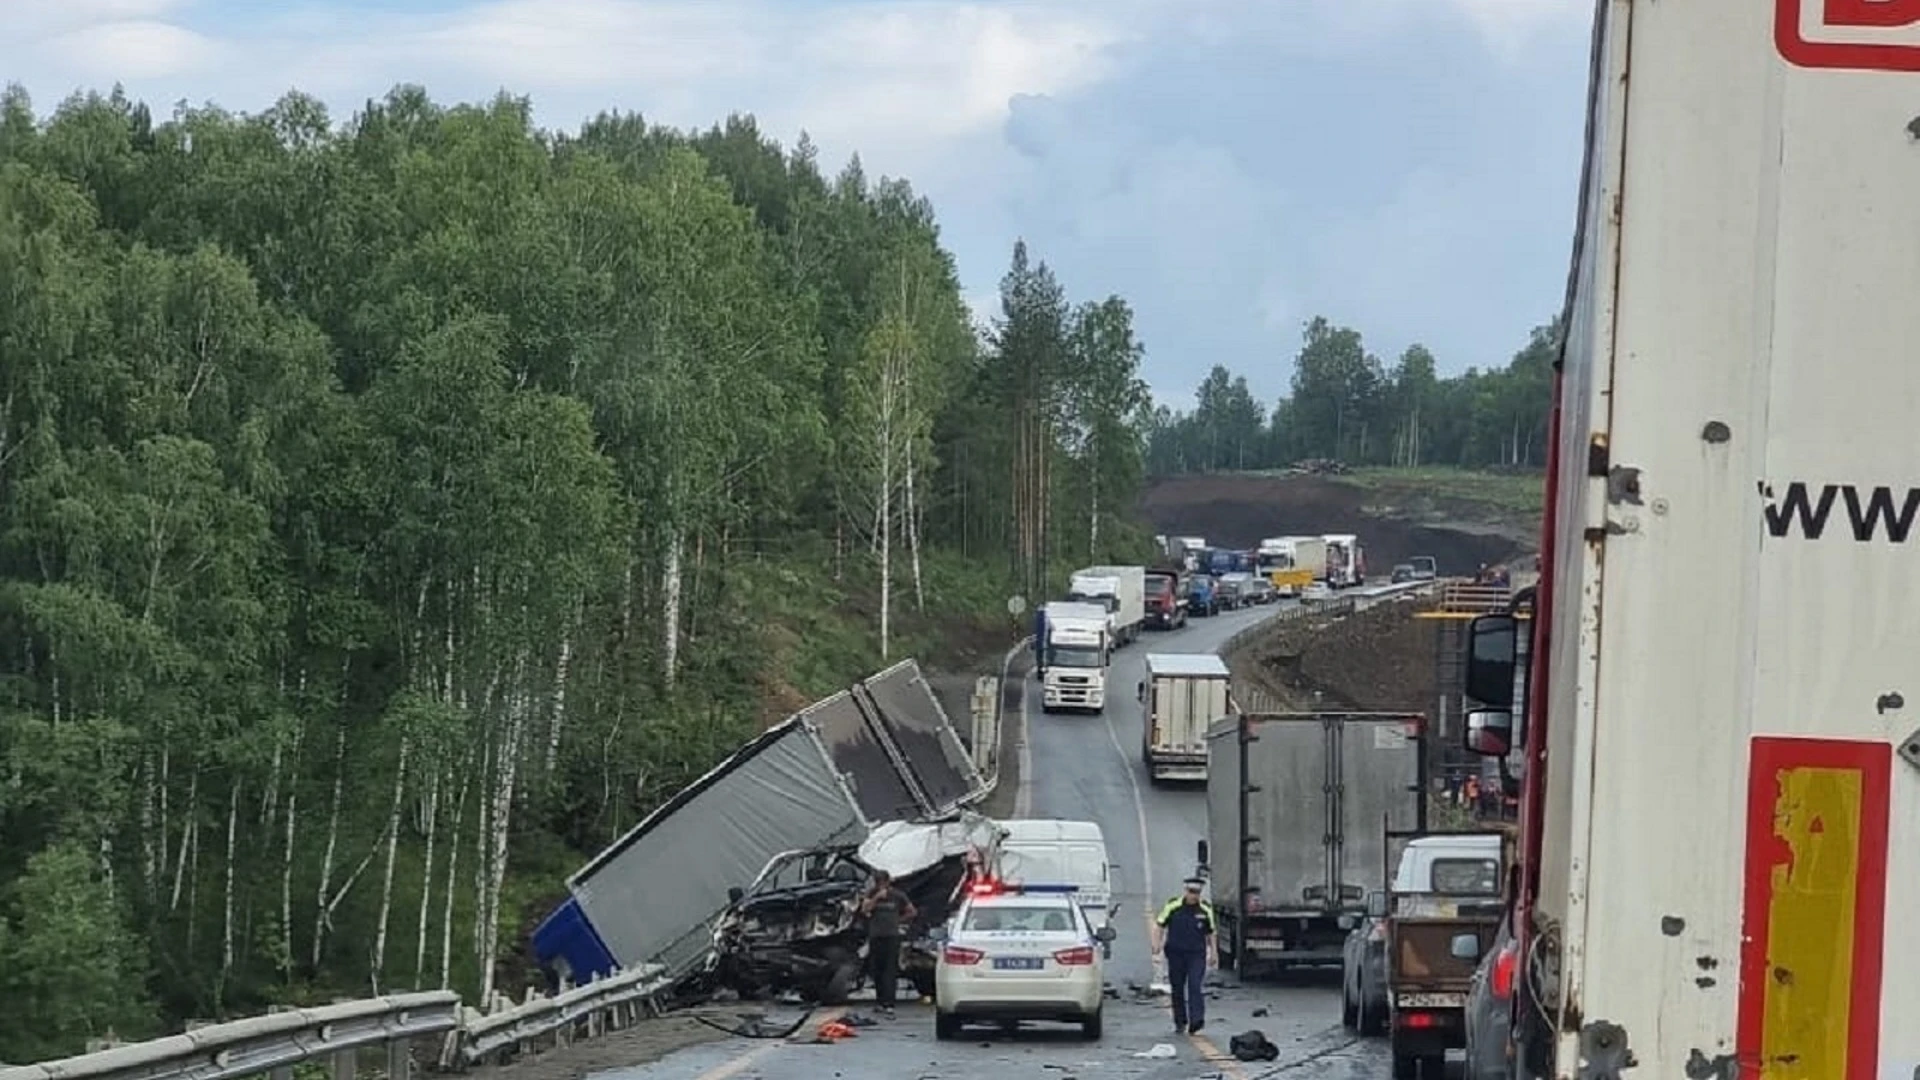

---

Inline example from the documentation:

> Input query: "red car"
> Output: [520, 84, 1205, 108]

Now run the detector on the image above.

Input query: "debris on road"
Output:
[1133, 1043, 1179, 1058]
[1229, 1030, 1281, 1061]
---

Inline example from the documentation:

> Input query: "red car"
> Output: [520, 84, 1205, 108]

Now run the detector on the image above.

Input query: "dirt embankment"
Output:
[1139, 472, 1534, 576]
[1227, 597, 1439, 716]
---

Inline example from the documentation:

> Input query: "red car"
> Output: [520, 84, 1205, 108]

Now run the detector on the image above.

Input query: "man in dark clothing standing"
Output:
[1152, 877, 1217, 1034]
[860, 871, 917, 1015]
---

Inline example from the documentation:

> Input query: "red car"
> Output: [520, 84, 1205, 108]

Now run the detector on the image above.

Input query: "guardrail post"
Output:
[387, 1037, 410, 1080]
[331, 1048, 356, 1080]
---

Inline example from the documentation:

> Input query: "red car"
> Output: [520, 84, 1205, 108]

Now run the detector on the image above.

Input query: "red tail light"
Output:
[1052, 946, 1096, 966]
[1398, 1011, 1438, 1029]
[969, 879, 1002, 896]
[1491, 942, 1518, 999]
[942, 945, 985, 965]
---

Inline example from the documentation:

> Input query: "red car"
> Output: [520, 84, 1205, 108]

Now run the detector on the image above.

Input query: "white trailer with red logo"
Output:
[1457, 2, 1920, 1078]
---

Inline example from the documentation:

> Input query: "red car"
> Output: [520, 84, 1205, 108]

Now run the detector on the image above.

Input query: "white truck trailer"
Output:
[1037, 601, 1110, 714]
[1067, 565, 1146, 646]
[1139, 653, 1231, 783]
[1455, 3, 1920, 1076]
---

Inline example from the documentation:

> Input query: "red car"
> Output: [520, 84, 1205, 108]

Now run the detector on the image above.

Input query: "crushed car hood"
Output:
[857, 813, 1006, 878]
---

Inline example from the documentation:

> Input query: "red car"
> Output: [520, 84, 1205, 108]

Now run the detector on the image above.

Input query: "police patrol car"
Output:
[927, 881, 1116, 1040]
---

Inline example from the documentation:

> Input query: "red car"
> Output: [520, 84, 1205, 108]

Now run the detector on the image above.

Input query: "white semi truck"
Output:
[1256, 536, 1323, 597]
[1456, 3, 1920, 1077]
[1067, 565, 1146, 647]
[1037, 601, 1110, 714]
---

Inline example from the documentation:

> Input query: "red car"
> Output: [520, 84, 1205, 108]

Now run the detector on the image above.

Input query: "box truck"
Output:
[1201, 711, 1423, 975]
[1138, 653, 1232, 783]
[1067, 565, 1146, 646]
[1453, 2, 1920, 1076]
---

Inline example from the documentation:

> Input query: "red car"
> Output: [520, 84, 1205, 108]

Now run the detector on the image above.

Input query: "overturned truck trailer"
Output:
[533, 659, 988, 989]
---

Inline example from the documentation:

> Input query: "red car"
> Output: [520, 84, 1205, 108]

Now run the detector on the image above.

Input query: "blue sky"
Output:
[3, 0, 1593, 406]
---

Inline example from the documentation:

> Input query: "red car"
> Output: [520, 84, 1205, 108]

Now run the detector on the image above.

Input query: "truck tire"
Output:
[817, 959, 858, 1005]
[1392, 1052, 1417, 1080]
[1357, 993, 1386, 1036]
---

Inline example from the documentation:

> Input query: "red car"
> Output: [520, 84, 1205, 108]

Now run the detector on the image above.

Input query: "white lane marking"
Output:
[1014, 666, 1034, 817]
[1100, 682, 1164, 983]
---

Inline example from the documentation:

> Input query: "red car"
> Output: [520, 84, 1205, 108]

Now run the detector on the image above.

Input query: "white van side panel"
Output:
[1547, 0, 1920, 1071]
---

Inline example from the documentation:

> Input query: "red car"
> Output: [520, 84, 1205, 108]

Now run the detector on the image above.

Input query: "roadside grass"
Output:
[1341, 466, 1544, 518]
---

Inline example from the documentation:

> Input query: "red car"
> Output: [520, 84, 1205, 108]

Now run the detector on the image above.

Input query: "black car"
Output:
[712, 844, 973, 1003]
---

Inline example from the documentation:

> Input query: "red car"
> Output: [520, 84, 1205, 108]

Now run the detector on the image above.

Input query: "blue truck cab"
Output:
[1187, 575, 1218, 617]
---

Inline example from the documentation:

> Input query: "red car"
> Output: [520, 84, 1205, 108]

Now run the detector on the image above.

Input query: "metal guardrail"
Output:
[458, 965, 670, 1066]
[970, 674, 999, 786]
[1437, 581, 1513, 614]
[0, 993, 460, 1080]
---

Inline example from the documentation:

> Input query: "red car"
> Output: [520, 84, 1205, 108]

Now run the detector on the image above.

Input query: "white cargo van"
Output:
[994, 819, 1115, 927]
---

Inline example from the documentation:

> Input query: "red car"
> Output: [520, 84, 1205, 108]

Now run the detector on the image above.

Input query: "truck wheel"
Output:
[1357, 994, 1385, 1036]
[1340, 983, 1357, 1030]
[817, 960, 857, 1005]
[1392, 1052, 1418, 1080]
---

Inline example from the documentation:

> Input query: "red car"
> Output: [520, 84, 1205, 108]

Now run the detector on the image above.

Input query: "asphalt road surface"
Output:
[592, 599, 1395, 1080]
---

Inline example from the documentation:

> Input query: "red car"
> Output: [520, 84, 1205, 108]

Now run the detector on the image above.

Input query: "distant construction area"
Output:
[1139, 467, 1539, 576]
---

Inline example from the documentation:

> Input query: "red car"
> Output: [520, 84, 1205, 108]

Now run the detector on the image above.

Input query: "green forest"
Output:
[0, 81, 1554, 1059]
[0, 83, 1167, 1057]
[1145, 315, 1559, 475]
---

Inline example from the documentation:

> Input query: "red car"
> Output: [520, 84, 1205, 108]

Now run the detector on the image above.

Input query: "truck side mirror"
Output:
[1366, 890, 1388, 919]
[1464, 710, 1514, 757]
[1464, 614, 1520, 708]
[1196, 839, 1210, 867]
[727, 886, 745, 905]
[1137, 680, 1146, 703]
[1094, 925, 1118, 944]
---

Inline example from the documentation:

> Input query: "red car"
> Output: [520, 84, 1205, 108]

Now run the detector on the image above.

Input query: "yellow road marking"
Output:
[1189, 1031, 1252, 1079]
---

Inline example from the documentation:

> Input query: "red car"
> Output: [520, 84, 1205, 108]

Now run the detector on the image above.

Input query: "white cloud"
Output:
[42, 19, 224, 81]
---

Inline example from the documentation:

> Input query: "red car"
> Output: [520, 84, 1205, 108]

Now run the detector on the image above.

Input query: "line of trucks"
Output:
[1157, 533, 1372, 599]
[1032, 542, 1357, 720]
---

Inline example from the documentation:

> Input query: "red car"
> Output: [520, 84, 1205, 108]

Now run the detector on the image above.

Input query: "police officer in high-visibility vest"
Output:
[1152, 877, 1218, 1034]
